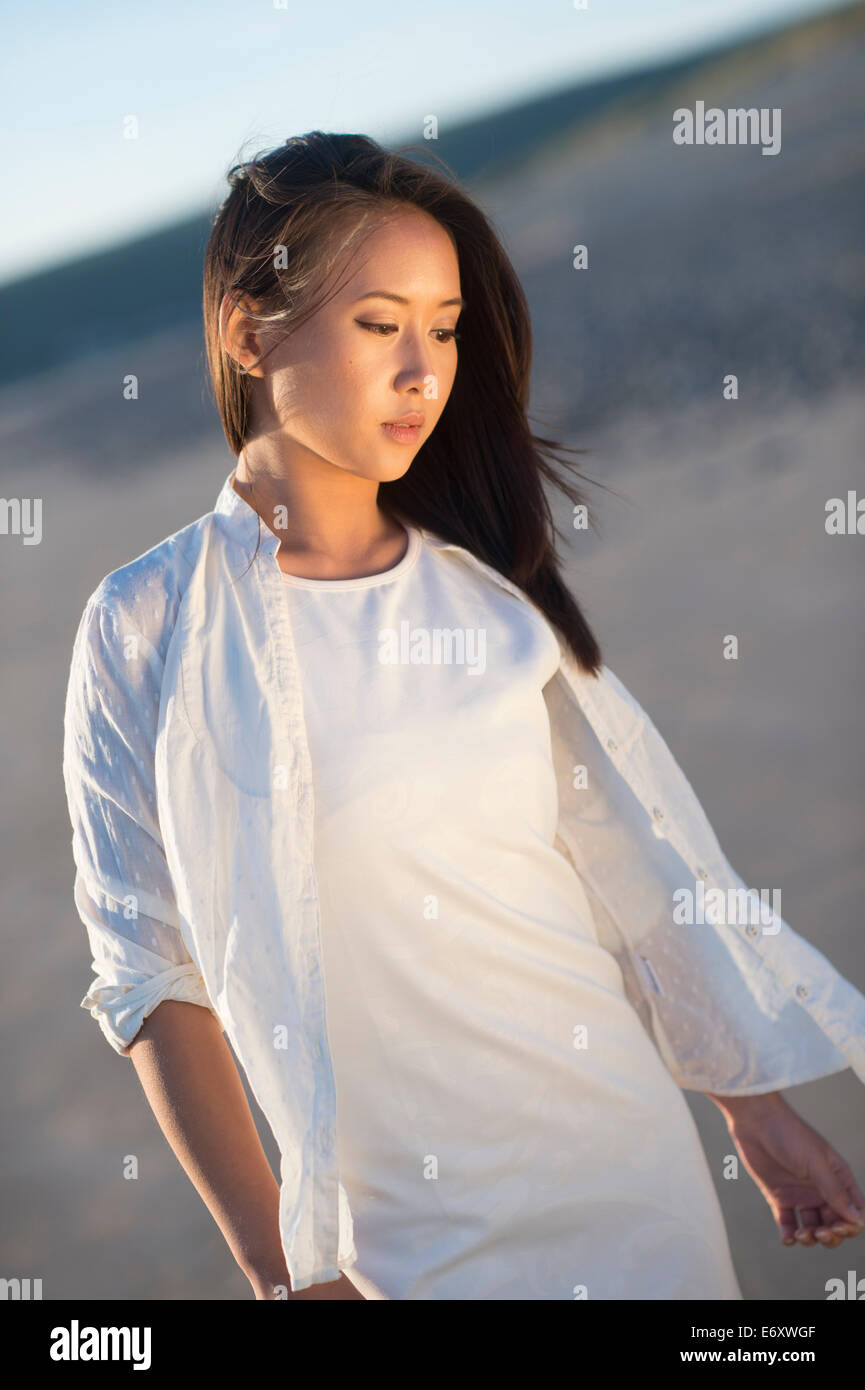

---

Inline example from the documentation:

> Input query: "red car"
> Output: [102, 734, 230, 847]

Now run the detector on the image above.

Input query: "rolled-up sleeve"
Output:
[62, 596, 218, 1056]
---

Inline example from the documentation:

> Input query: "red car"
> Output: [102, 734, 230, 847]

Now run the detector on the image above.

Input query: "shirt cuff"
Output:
[80, 962, 220, 1056]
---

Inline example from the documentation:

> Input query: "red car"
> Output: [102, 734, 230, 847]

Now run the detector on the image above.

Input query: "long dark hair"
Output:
[203, 130, 605, 675]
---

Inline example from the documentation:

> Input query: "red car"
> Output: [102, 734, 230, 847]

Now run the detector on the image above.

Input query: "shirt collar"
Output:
[210, 465, 575, 679]
[213, 467, 282, 558]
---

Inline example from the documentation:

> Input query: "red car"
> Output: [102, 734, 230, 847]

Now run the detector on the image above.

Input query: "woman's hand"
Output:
[248, 1268, 367, 1299]
[708, 1091, 865, 1248]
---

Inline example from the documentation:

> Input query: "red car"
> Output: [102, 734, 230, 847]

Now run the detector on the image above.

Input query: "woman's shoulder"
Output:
[79, 510, 211, 663]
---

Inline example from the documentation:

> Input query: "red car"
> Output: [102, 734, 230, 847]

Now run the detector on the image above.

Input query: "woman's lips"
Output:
[381, 423, 422, 444]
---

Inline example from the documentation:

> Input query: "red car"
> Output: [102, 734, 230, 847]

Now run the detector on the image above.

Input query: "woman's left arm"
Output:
[706, 1090, 865, 1248]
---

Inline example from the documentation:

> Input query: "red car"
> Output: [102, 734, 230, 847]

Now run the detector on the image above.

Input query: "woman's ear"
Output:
[220, 290, 267, 377]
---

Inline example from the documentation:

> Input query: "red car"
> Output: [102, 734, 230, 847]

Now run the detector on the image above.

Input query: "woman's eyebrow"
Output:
[353, 290, 466, 309]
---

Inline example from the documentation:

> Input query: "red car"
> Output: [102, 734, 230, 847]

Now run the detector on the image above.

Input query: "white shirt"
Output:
[279, 525, 742, 1299]
[62, 467, 865, 1292]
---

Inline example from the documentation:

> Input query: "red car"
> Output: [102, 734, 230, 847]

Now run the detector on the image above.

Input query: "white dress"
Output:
[280, 523, 744, 1301]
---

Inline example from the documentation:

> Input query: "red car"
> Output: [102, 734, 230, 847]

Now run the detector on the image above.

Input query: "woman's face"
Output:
[230, 207, 464, 482]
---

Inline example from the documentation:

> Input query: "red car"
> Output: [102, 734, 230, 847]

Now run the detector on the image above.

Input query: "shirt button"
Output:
[313, 1036, 324, 1061]
[796, 984, 809, 1001]
[746, 922, 759, 938]
[306, 949, 318, 974]
[318, 1122, 335, 1152]
[695, 866, 709, 881]
[606, 738, 617, 753]
[652, 806, 665, 822]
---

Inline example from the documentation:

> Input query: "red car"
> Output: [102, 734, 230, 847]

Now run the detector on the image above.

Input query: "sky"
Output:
[0, 0, 848, 286]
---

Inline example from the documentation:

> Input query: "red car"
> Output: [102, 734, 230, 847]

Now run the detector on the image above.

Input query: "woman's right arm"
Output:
[127, 998, 364, 1299]
[63, 598, 363, 1300]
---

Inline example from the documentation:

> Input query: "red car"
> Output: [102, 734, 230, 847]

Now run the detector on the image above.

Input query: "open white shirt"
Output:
[62, 467, 865, 1291]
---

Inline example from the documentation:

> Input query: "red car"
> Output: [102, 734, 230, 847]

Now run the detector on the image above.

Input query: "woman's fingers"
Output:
[809, 1153, 865, 1233]
[790, 1200, 864, 1247]
[814, 1200, 843, 1245]
[793, 1207, 822, 1246]
[813, 1229, 844, 1248]
[778, 1204, 798, 1245]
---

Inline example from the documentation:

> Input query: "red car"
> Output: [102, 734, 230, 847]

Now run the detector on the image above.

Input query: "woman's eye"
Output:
[356, 321, 460, 344]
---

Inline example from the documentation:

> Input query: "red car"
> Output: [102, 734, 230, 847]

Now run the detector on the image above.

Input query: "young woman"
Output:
[62, 131, 865, 1301]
